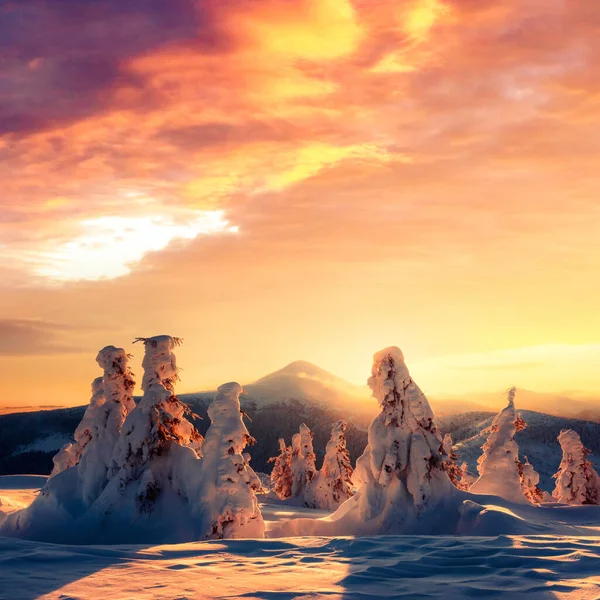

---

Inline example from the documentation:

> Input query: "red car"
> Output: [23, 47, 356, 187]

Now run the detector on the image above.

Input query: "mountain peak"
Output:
[276, 360, 333, 378]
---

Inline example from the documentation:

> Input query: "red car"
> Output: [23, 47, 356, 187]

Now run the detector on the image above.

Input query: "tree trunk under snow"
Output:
[191, 382, 264, 539]
[470, 387, 528, 504]
[553, 429, 600, 505]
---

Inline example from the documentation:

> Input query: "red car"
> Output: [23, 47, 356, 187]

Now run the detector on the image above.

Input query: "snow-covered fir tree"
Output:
[76, 346, 136, 503]
[305, 420, 354, 509]
[553, 429, 600, 505]
[111, 336, 203, 494]
[318, 347, 455, 534]
[192, 382, 264, 539]
[290, 423, 317, 502]
[51, 346, 136, 480]
[268, 438, 293, 500]
[470, 387, 528, 503]
[517, 456, 544, 504]
[441, 433, 472, 491]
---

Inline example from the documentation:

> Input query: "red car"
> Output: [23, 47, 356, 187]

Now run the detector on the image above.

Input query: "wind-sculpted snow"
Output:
[1, 533, 600, 599]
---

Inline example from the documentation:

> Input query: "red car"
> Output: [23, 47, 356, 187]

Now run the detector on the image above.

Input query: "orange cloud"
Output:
[1, 0, 600, 405]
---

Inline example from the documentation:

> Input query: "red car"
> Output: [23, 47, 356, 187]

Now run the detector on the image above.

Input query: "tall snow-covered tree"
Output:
[110, 336, 203, 513]
[290, 423, 317, 501]
[305, 420, 354, 509]
[192, 382, 264, 539]
[268, 438, 293, 500]
[51, 346, 136, 480]
[76, 346, 136, 503]
[470, 387, 528, 503]
[113, 336, 203, 481]
[517, 456, 544, 504]
[553, 429, 600, 505]
[311, 347, 455, 534]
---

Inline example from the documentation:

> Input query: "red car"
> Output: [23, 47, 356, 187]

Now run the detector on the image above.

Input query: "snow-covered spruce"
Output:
[191, 382, 264, 539]
[76, 346, 137, 503]
[305, 420, 354, 509]
[553, 429, 600, 505]
[111, 335, 203, 484]
[441, 433, 472, 491]
[65, 335, 205, 543]
[51, 346, 136, 484]
[517, 456, 545, 504]
[1, 346, 142, 541]
[470, 387, 529, 504]
[279, 347, 455, 534]
[268, 438, 293, 500]
[290, 423, 317, 504]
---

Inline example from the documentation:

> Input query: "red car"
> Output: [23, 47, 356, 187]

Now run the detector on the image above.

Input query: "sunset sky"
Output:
[1, 0, 599, 408]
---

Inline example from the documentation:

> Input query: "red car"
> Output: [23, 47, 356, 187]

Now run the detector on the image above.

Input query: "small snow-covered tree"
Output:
[290, 423, 317, 501]
[193, 382, 264, 539]
[306, 420, 354, 509]
[470, 387, 528, 503]
[51, 377, 106, 476]
[268, 438, 293, 500]
[553, 429, 600, 505]
[517, 456, 544, 504]
[441, 433, 472, 491]
[112, 336, 203, 506]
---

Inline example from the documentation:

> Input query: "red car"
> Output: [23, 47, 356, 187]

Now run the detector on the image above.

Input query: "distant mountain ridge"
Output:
[1, 361, 599, 493]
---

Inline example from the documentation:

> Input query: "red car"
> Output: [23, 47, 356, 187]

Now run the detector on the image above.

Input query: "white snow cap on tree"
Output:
[322, 347, 454, 533]
[192, 382, 264, 539]
[553, 429, 600, 505]
[137, 335, 181, 392]
[470, 387, 528, 503]
[306, 420, 354, 510]
[518, 456, 544, 504]
[269, 438, 293, 500]
[290, 423, 317, 502]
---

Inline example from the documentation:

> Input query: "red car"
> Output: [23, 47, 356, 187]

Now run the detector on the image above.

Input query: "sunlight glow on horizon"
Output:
[32, 209, 238, 282]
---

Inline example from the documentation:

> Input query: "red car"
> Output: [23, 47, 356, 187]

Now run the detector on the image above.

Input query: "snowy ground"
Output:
[1, 477, 600, 599]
